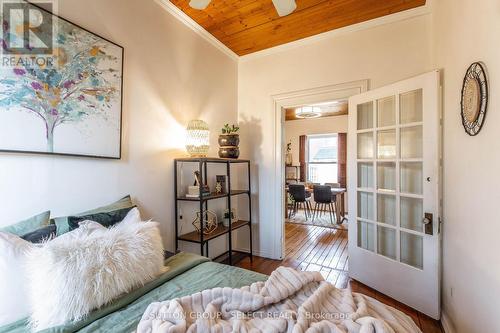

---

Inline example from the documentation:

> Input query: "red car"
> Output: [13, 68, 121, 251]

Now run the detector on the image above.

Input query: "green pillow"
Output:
[0, 211, 51, 236]
[51, 195, 135, 236]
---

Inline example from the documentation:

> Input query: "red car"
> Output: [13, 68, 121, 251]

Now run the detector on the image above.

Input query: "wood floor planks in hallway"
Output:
[236, 223, 443, 333]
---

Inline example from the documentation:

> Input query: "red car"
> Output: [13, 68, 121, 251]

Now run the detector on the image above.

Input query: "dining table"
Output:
[285, 186, 347, 224]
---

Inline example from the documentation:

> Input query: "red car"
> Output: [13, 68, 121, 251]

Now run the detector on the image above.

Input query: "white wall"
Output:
[4, 2, 497, 330]
[241, 3, 500, 331]
[0, 0, 238, 257]
[238, 14, 434, 258]
[284, 115, 348, 167]
[434, 1, 500, 332]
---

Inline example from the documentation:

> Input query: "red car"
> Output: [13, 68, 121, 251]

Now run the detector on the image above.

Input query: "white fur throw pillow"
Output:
[0, 232, 35, 326]
[27, 218, 165, 331]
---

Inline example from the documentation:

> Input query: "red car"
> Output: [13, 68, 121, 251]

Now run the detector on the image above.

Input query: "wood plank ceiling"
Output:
[170, 0, 426, 56]
[285, 100, 348, 121]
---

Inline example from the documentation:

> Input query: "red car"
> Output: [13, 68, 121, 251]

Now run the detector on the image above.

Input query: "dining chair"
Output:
[287, 192, 295, 218]
[313, 185, 337, 223]
[288, 184, 313, 220]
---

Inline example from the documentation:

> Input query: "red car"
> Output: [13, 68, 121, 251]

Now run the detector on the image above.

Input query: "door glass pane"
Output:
[358, 132, 374, 159]
[377, 162, 396, 191]
[377, 96, 396, 127]
[401, 126, 422, 159]
[357, 102, 373, 130]
[358, 162, 374, 189]
[358, 191, 374, 220]
[401, 197, 423, 232]
[377, 194, 396, 226]
[358, 221, 375, 252]
[400, 89, 423, 124]
[377, 130, 396, 159]
[401, 232, 423, 269]
[401, 162, 423, 194]
[378, 226, 396, 260]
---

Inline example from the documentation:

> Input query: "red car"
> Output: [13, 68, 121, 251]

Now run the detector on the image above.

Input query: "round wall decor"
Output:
[461, 62, 488, 136]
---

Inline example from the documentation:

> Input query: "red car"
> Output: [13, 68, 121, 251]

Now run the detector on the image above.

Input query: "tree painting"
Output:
[0, 12, 122, 155]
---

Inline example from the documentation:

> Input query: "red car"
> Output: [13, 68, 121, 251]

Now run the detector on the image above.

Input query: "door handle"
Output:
[423, 213, 433, 235]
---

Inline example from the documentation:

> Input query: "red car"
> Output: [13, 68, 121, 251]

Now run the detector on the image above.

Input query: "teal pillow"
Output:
[67, 206, 136, 231]
[51, 195, 135, 236]
[0, 211, 51, 236]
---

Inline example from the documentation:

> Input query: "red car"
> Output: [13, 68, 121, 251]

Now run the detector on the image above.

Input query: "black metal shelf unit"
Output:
[174, 157, 253, 265]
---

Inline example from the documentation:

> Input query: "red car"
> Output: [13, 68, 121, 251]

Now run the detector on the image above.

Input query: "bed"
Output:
[1, 252, 266, 333]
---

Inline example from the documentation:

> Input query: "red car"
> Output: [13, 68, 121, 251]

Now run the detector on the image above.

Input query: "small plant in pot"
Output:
[218, 124, 240, 159]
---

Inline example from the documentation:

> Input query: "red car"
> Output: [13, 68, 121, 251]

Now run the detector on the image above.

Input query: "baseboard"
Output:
[441, 311, 455, 333]
[233, 246, 274, 259]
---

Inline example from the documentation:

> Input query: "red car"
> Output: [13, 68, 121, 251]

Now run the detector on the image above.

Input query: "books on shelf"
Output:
[185, 191, 211, 198]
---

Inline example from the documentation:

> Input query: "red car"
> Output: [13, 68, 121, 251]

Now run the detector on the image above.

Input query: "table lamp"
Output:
[185, 120, 210, 157]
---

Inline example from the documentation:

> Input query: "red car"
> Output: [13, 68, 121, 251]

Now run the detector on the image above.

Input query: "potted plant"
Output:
[218, 124, 240, 159]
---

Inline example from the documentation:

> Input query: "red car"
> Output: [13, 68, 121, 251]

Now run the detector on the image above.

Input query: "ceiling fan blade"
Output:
[189, 0, 211, 10]
[272, 0, 297, 16]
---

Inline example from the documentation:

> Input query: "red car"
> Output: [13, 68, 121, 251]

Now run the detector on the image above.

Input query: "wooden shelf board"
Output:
[177, 190, 249, 202]
[178, 220, 250, 243]
[213, 250, 251, 266]
[175, 157, 250, 163]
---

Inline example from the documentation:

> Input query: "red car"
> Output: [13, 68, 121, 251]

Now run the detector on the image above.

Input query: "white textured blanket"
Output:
[137, 267, 421, 333]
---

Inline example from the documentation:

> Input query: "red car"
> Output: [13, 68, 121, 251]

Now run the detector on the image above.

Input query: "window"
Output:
[307, 134, 338, 184]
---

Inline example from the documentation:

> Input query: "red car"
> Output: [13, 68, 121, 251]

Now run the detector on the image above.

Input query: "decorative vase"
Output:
[219, 146, 240, 159]
[218, 134, 240, 159]
[285, 153, 293, 166]
[218, 134, 240, 147]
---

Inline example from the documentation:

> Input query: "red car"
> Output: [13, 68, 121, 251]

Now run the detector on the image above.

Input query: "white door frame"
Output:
[271, 80, 369, 259]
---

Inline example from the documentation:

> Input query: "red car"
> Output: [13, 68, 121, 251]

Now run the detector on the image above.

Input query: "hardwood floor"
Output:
[236, 223, 443, 333]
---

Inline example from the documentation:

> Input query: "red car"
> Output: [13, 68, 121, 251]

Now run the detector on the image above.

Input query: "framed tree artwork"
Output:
[0, 1, 124, 159]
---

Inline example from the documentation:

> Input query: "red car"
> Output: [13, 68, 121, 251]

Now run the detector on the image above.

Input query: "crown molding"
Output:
[156, 0, 432, 63]
[154, 0, 239, 61]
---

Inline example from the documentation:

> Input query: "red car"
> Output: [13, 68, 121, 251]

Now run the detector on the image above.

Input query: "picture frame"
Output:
[223, 208, 238, 227]
[0, 1, 124, 159]
[215, 175, 227, 194]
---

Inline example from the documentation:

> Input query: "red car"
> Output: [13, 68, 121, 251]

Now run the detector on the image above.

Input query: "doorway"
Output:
[271, 80, 369, 260]
[282, 99, 352, 284]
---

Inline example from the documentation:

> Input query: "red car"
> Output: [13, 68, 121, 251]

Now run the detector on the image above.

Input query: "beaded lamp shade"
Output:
[186, 120, 210, 157]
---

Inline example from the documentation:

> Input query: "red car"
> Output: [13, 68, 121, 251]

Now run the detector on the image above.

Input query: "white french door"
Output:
[348, 71, 441, 319]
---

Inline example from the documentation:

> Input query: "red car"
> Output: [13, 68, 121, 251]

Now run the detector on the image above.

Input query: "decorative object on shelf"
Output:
[186, 120, 210, 157]
[186, 171, 210, 198]
[186, 186, 200, 198]
[195, 171, 210, 196]
[215, 175, 227, 194]
[285, 142, 293, 166]
[295, 106, 321, 119]
[192, 210, 218, 235]
[0, 2, 124, 159]
[218, 124, 240, 159]
[461, 62, 488, 136]
[223, 208, 238, 227]
[285, 165, 300, 183]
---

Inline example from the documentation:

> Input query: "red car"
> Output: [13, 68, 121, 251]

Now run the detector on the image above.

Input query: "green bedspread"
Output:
[1, 253, 267, 333]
